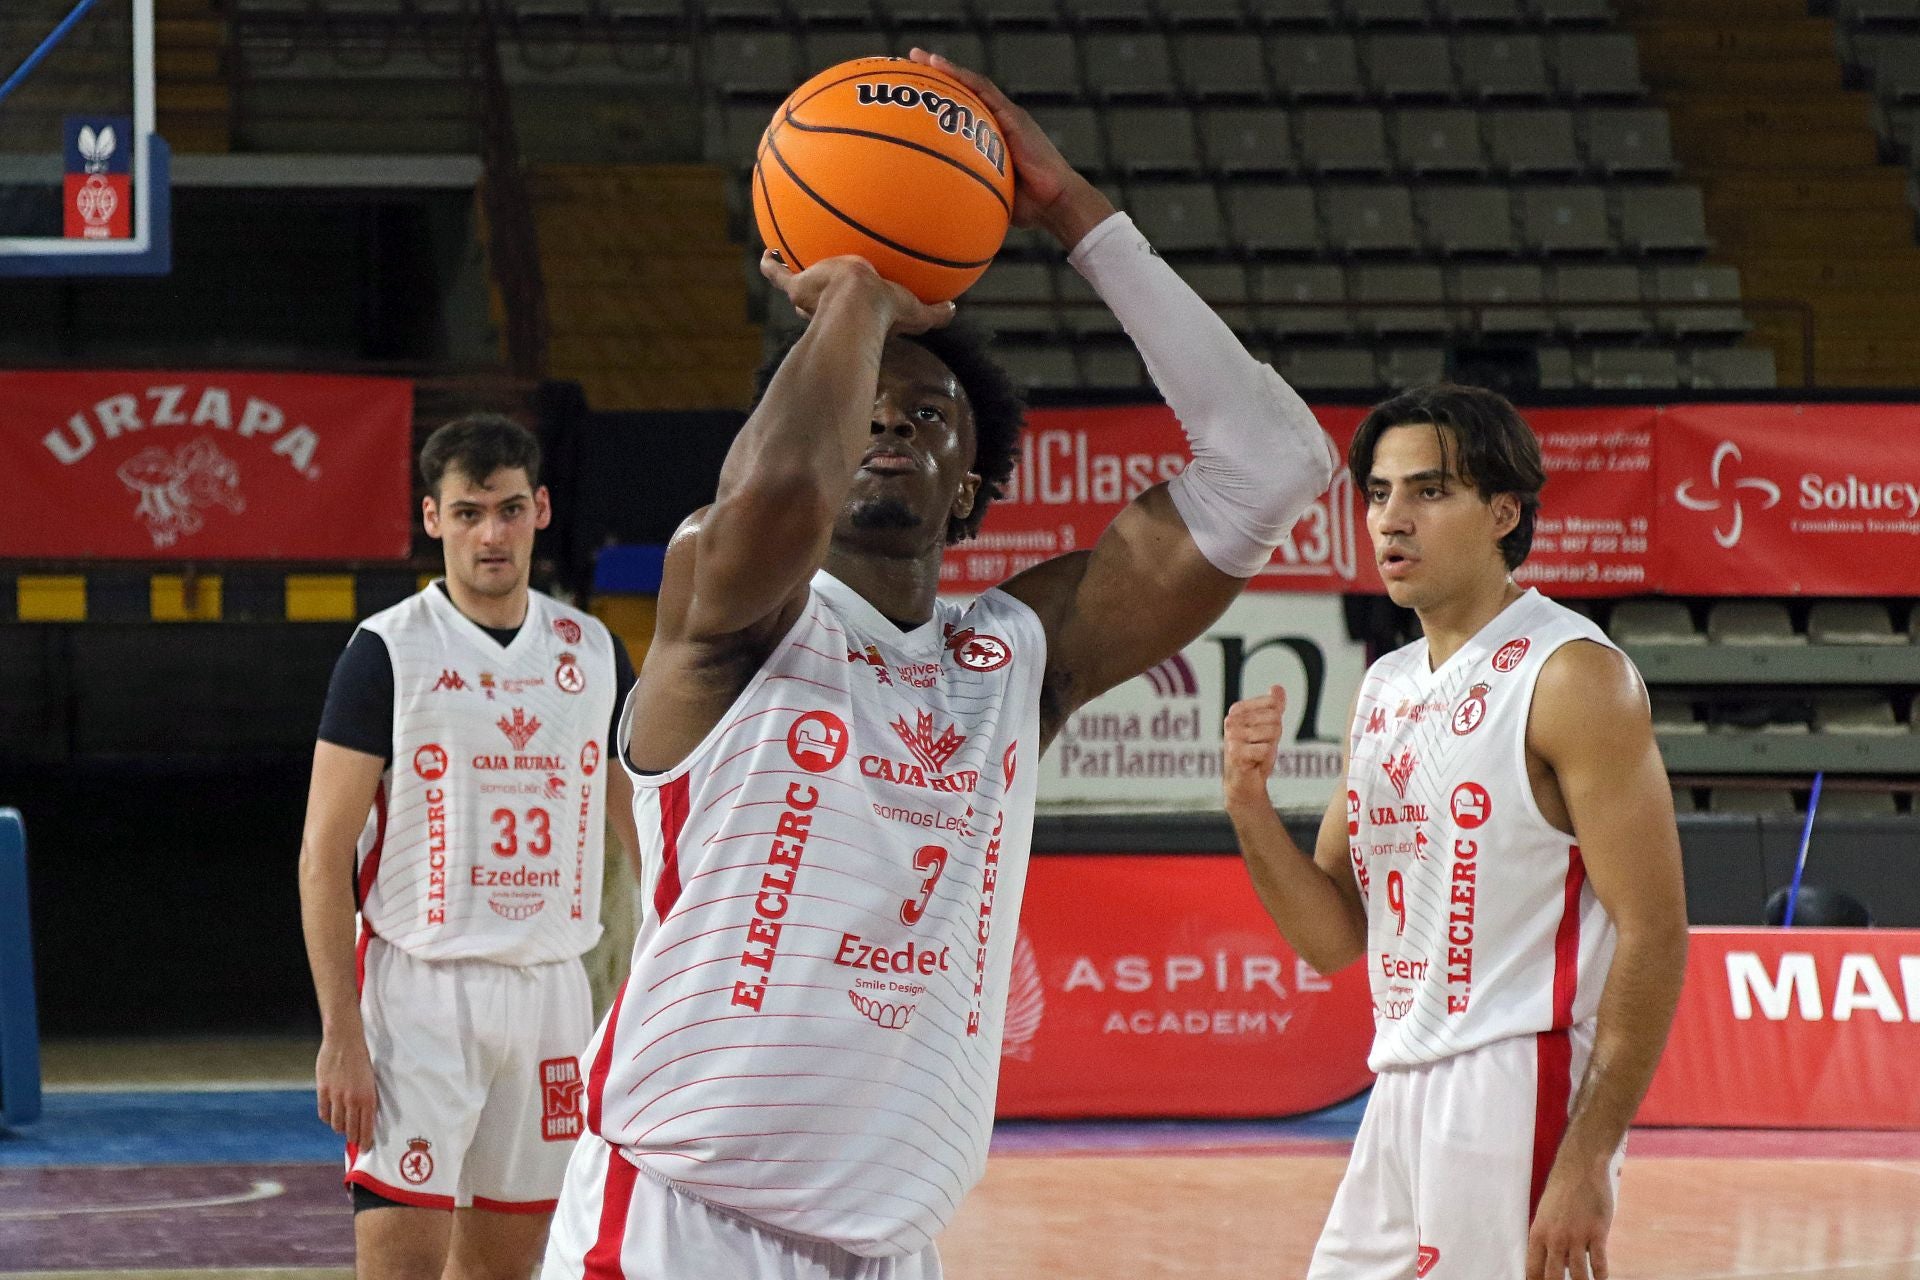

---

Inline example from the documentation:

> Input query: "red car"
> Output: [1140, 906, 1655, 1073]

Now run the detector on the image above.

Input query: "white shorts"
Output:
[540, 1136, 945, 1280]
[1309, 1025, 1624, 1280]
[346, 933, 593, 1213]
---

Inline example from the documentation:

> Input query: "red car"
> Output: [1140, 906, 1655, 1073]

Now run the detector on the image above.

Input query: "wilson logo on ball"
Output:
[855, 82, 1007, 175]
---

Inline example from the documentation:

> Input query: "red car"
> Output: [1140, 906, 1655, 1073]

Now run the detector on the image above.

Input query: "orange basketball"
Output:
[753, 57, 1017, 304]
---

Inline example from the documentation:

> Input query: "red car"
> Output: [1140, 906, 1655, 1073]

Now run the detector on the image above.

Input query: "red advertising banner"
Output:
[1657, 405, 1920, 597]
[1, 372, 414, 560]
[940, 405, 1658, 597]
[994, 856, 1374, 1118]
[1638, 928, 1920, 1129]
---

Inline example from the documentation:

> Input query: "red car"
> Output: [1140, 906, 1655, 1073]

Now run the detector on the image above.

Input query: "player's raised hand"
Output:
[907, 47, 1115, 250]
[316, 1031, 378, 1152]
[761, 250, 955, 336]
[1528, 1157, 1614, 1280]
[1222, 684, 1286, 814]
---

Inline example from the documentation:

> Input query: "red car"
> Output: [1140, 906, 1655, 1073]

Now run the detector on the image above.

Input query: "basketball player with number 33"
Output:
[1222, 386, 1689, 1280]
[539, 49, 1337, 1280]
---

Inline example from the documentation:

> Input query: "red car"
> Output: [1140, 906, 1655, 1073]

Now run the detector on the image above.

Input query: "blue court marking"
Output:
[0, 0, 101, 108]
[0, 1090, 338, 1167]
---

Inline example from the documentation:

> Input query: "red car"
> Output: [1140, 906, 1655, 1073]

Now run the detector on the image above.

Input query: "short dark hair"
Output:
[419, 414, 541, 498]
[1348, 383, 1546, 570]
[751, 321, 1026, 544]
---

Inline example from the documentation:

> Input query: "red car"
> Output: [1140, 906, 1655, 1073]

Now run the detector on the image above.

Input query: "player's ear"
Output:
[1488, 491, 1520, 541]
[951, 471, 981, 522]
[422, 492, 442, 538]
[534, 485, 553, 530]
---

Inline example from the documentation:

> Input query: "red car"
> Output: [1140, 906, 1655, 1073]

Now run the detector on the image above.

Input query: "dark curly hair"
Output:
[752, 321, 1026, 544]
[1349, 383, 1546, 571]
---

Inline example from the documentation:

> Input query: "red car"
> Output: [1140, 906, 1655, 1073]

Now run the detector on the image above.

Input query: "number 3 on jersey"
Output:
[491, 806, 553, 858]
[899, 844, 948, 926]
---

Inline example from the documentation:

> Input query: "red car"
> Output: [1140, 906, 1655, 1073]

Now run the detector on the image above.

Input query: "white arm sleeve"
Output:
[1067, 212, 1339, 578]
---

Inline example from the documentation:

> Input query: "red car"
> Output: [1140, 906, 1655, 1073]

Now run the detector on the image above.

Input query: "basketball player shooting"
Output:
[1221, 386, 1689, 1280]
[539, 51, 1337, 1278]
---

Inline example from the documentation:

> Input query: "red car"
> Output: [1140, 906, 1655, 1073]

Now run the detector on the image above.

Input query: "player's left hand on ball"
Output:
[760, 251, 955, 336]
[1221, 684, 1286, 813]
[1527, 1159, 1614, 1280]
[907, 48, 1111, 241]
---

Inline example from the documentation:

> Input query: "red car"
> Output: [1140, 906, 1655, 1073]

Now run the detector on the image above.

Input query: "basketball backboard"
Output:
[0, 0, 170, 276]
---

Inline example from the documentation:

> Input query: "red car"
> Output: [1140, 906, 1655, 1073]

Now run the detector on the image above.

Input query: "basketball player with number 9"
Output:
[1222, 385, 1688, 1280]
[538, 49, 1337, 1280]
[299, 415, 639, 1279]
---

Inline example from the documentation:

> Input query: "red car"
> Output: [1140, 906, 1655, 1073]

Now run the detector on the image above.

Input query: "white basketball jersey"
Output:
[355, 585, 617, 965]
[584, 570, 1045, 1259]
[1344, 589, 1623, 1071]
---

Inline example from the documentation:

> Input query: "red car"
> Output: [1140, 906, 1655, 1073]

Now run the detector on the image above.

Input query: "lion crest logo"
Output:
[116, 437, 245, 548]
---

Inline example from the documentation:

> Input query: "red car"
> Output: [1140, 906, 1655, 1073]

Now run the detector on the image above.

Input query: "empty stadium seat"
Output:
[1393, 108, 1490, 174]
[1809, 601, 1903, 646]
[1297, 107, 1394, 173]
[1815, 694, 1903, 735]
[1582, 108, 1676, 175]
[1250, 0, 1339, 21]
[1552, 263, 1648, 337]
[1203, 108, 1299, 174]
[806, 31, 891, 70]
[1818, 790, 1901, 818]
[1108, 106, 1205, 172]
[1610, 599, 1701, 645]
[1670, 784, 1701, 814]
[1079, 346, 1148, 387]
[1179, 262, 1258, 332]
[999, 344, 1082, 392]
[1456, 34, 1552, 100]
[1364, 34, 1459, 99]
[708, 31, 799, 96]
[789, 0, 880, 22]
[1354, 263, 1451, 334]
[1617, 186, 1710, 253]
[1528, 0, 1612, 21]
[1380, 346, 1449, 387]
[1535, 345, 1577, 388]
[1256, 264, 1353, 336]
[1225, 185, 1325, 252]
[1417, 185, 1520, 253]
[1061, 0, 1156, 22]
[1684, 347, 1777, 390]
[990, 33, 1082, 98]
[1177, 34, 1271, 100]
[1708, 601, 1802, 646]
[1651, 693, 1704, 734]
[1551, 32, 1644, 98]
[1030, 105, 1107, 170]
[1269, 33, 1366, 98]
[1652, 265, 1747, 338]
[1434, 0, 1526, 23]
[979, 0, 1067, 23]
[1452, 263, 1551, 334]
[1084, 32, 1178, 98]
[705, 0, 785, 22]
[1160, 0, 1255, 24]
[968, 260, 1056, 306]
[1708, 788, 1797, 816]
[1129, 180, 1227, 250]
[1322, 184, 1421, 252]
[1277, 346, 1378, 389]
[1519, 185, 1613, 253]
[1582, 347, 1677, 389]
[1056, 267, 1126, 336]
[879, 0, 974, 24]
[1488, 108, 1581, 176]
[900, 29, 986, 66]
[1345, 0, 1431, 23]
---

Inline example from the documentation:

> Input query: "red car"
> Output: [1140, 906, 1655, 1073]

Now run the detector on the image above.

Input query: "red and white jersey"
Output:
[1344, 589, 1624, 1071]
[586, 570, 1045, 1259]
[356, 586, 617, 965]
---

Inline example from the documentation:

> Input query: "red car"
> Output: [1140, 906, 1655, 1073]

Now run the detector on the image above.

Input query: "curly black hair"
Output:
[751, 320, 1026, 544]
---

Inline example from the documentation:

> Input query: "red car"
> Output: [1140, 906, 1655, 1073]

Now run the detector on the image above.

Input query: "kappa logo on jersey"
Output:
[944, 624, 1012, 672]
[1382, 749, 1417, 800]
[399, 1137, 434, 1185]
[431, 669, 468, 693]
[849, 989, 916, 1030]
[543, 774, 567, 801]
[1365, 706, 1386, 735]
[1452, 683, 1490, 736]
[1413, 828, 1431, 861]
[540, 1056, 584, 1141]
[1491, 637, 1531, 672]
[847, 644, 894, 686]
[552, 617, 582, 645]
[892, 710, 966, 775]
[1450, 781, 1492, 829]
[580, 740, 600, 776]
[413, 743, 449, 781]
[1416, 1243, 1440, 1277]
[1003, 740, 1018, 786]
[497, 707, 542, 751]
[555, 652, 585, 694]
[787, 711, 849, 773]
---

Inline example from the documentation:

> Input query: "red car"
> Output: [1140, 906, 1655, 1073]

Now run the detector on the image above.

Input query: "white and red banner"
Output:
[1638, 928, 1920, 1130]
[1, 372, 414, 560]
[942, 403, 1920, 598]
[994, 856, 1375, 1117]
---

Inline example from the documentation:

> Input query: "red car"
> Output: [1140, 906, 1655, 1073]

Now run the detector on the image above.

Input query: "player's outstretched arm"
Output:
[297, 740, 387, 1152]
[1525, 642, 1688, 1280]
[678, 255, 953, 645]
[918, 52, 1337, 738]
[1223, 687, 1367, 975]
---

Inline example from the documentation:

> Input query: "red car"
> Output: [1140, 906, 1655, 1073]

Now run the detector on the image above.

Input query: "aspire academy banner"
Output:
[1638, 928, 1920, 1129]
[993, 855, 1374, 1117]
[942, 402, 1920, 598]
[2, 372, 413, 559]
